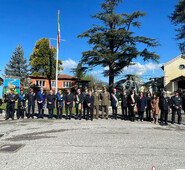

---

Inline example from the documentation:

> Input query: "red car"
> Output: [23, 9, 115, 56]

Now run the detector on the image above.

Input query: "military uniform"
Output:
[47, 94, 55, 119]
[100, 92, 110, 119]
[93, 91, 100, 119]
[36, 90, 47, 118]
[111, 93, 119, 119]
[17, 92, 26, 119]
[27, 91, 36, 118]
[74, 93, 84, 120]
[56, 92, 64, 119]
[64, 92, 74, 119]
[120, 93, 128, 119]
[86, 94, 94, 121]
[159, 96, 171, 124]
[6, 92, 18, 120]
[171, 95, 182, 124]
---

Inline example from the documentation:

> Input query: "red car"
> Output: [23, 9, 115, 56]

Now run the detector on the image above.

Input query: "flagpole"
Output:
[56, 36, 59, 94]
[55, 10, 60, 94]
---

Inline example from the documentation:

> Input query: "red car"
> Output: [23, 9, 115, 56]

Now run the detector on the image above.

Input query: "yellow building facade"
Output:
[162, 54, 185, 94]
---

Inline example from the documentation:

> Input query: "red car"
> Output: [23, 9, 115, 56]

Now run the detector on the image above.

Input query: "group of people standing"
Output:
[3, 86, 184, 125]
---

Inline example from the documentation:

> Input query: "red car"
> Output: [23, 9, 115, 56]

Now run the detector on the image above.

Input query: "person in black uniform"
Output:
[6, 89, 18, 120]
[159, 91, 171, 125]
[82, 88, 88, 119]
[36, 87, 47, 119]
[64, 89, 74, 120]
[17, 88, 26, 119]
[56, 89, 64, 119]
[171, 91, 182, 124]
[74, 89, 84, 120]
[111, 88, 119, 120]
[120, 89, 128, 120]
[86, 90, 94, 121]
[146, 92, 152, 121]
[47, 90, 55, 119]
[27, 88, 36, 119]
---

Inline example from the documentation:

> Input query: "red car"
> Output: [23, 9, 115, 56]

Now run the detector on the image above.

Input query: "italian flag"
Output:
[58, 10, 60, 50]
[76, 95, 82, 111]
[112, 94, 118, 107]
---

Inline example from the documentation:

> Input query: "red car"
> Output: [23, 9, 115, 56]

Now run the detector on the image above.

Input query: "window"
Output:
[63, 82, 72, 88]
[35, 80, 46, 87]
[179, 64, 185, 70]
[52, 81, 56, 87]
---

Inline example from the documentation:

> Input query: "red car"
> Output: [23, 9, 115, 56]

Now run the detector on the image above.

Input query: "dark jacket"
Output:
[17, 92, 26, 107]
[74, 93, 84, 108]
[27, 92, 36, 106]
[146, 96, 152, 109]
[82, 92, 89, 105]
[36, 91, 47, 103]
[86, 95, 94, 109]
[137, 96, 147, 112]
[120, 93, 128, 108]
[159, 96, 171, 111]
[111, 93, 119, 107]
[129, 94, 138, 107]
[56, 93, 64, 107]
[171, 96, 182, 109]
[47, 94, 55, 109]
[64, 93, 74, 108]
[7, 93, 18, 105]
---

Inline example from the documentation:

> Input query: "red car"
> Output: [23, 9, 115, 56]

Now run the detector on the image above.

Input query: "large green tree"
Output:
[29, 38, 63, 90]
[170, 0, 185, 53]
[78, 0, 160, 88]
[5, 44, 29, 86]
[71, 62, 87, 79]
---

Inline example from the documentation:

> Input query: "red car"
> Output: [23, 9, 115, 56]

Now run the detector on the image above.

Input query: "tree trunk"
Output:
[109, 65, 114, 92]
[49, 78, 52, 90]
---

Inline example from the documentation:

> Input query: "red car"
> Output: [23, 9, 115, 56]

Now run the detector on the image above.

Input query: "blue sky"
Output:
[0, 0, 179, 82]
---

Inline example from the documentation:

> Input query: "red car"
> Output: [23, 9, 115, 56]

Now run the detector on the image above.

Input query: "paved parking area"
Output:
[0, 115, 185, 170]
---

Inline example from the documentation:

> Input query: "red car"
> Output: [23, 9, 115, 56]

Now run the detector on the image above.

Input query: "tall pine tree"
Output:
[5, 44, 29, 86]
[78, 0, 160, 88]
[170, 0, 185, 53]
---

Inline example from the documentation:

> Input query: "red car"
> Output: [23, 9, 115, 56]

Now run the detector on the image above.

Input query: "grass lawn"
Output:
[0, 102, 77, 115]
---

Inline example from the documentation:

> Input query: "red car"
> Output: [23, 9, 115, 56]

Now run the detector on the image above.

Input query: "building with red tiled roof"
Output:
[30, 74, 90, 92]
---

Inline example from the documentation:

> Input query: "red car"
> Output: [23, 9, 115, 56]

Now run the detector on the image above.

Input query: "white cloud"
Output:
[90, 70, 103, 75]
[123, 63, 163, 75]
[104, 66, 109, 71]
[62, 59, 78, 70]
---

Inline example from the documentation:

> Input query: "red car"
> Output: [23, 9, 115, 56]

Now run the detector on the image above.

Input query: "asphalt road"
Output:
[0, 115, 185, 170]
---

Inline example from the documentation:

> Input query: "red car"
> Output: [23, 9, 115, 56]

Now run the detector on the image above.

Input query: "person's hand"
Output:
[67, 102, 70, 105]
[76, 101, 79, 104]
